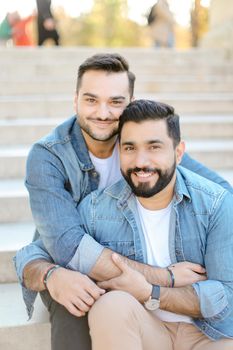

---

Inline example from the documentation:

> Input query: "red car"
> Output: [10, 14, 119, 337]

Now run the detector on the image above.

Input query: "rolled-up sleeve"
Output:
[14, 239, 52, 285]
[193, 191, 233, 321]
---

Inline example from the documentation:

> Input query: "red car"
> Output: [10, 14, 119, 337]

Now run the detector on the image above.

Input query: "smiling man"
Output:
[15, 55, 233, 350]
[80, 100, 233, 349]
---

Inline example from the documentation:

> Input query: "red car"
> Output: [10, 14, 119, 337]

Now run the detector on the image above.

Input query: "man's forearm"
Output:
[23, 259, 53, 291]
[89, 248, 167, 286]
[160, 285, 201, 318]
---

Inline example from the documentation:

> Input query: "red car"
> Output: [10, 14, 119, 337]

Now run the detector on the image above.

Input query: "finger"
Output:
[86, 287, 105, 301]
[196, 273, 207, 281]
[111, 253, 129, 272]
[72, 297, 91, 313]
[65, 302, 86, 317]
[98, 279, 113, 289]
[189, 263, 206, 274]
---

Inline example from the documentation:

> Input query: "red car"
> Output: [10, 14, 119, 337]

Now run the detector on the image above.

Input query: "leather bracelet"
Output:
[166, 267, 175, 288]
[43, 264, 60, 289]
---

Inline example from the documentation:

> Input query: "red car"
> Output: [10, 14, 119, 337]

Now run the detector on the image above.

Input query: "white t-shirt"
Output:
[89, 142, 122, 190]
[137, 199, 192, 324]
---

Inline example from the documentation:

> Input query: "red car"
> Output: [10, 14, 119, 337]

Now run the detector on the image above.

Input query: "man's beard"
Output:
[121, 161, 176, 198]
[78, 117, 118, 142]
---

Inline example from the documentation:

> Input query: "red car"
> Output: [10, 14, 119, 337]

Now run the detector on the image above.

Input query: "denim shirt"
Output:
[14, 116, 233, 321]
[73, 168, 233, 341]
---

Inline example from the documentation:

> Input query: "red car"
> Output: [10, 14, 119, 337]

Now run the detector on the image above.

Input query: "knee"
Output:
[88, 291, 138, 327]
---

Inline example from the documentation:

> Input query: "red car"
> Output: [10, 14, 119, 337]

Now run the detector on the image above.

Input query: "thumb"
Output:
[111, 253, 129, 273]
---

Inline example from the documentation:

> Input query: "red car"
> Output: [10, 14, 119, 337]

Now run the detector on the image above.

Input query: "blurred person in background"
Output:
[147, 0, 175, 48]
[36, 0, 60, 46]
[0, 11, 20, 46]
[12, 13, 35, 46]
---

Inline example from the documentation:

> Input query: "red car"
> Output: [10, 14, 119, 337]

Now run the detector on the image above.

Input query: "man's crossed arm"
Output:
[23, 247, 205, 317]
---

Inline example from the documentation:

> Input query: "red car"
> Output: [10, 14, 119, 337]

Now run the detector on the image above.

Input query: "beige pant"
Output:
[88, 291, 233, 350]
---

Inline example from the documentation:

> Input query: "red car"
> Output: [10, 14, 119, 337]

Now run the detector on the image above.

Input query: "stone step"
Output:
[0, 118, 64, 145]
[0, 146, 28, 179]
[1, 63, 233, 84]
[0, 283, 50, 350]
[0, 47, 231, 65]
[180, 115, 233, 139]
[0, 180, 31, 222]
[0, 116, 233, 146]
[0, 222, 34, 283]
[1, 77, 232, 95]
[185, 140, 233, 169]
[0, 93, 233, 119]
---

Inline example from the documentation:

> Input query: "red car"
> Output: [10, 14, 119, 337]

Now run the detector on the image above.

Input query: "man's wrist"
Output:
[146, 266, 169, 287]
[23, 259, 54, 291]
[43, 264, 61, 289]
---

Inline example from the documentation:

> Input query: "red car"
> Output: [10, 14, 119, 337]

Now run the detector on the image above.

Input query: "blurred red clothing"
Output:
[13, 15, 34, 46]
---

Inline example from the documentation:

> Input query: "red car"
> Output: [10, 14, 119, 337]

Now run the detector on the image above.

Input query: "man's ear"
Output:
[74, 93, 78, 112]
[130, 95, 135, 102]
[176, 141, 185, 165]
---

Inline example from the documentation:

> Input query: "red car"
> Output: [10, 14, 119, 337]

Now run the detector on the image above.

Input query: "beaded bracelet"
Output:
[43, 264, 60, 289]
[166, 266, 175, 288]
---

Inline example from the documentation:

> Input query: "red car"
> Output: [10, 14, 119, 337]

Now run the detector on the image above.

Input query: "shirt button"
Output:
[92, 171, 98, 178]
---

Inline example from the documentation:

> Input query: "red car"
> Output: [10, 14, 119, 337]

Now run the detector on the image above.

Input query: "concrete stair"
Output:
[0, 47, 232, 349]
[0, 283, 50, 350]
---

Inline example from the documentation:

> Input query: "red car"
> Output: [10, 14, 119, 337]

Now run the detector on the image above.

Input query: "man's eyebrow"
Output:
[121, 141, 134, 146]
[82, 93, 126, 100]
[121, 139, 164, 146]
[147, 139, 164, 145]
[110, 96, 126, 100]
[82, 93, 98, 98]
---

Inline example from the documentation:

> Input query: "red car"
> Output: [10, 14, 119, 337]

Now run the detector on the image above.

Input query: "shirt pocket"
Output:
[100, 241, 135, 260]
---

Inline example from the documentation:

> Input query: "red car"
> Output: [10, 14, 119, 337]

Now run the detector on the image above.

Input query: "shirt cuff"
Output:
[67, 234, 104, 274]
[192, 280, 229, 320]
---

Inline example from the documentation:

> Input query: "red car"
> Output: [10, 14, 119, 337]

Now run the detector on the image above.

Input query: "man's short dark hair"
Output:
[76, 53, 135, 98]
[118, 99, 181, 147]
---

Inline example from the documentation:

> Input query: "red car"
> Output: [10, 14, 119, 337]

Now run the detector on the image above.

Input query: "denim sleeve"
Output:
[67, 192, 105, 274]
[180, 153, 233, 194]
[14, 239, 53, 319]
[192, 191, 233, 321]
[25, 144, 94, 266]
[25, 143, 105, 270]
[14, 239, 53, 286]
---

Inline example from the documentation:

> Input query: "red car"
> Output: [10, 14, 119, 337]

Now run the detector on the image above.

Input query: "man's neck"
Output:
[137, 174, 176, 211]
[82, 131, 118, 159]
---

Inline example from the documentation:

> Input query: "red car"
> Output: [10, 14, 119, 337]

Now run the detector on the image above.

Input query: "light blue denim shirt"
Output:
[73, 168, 233, 341]
[14, 116, 233, 323]
[16, 166, 233, 339]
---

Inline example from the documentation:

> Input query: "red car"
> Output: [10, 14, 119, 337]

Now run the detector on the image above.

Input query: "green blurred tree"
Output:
[55, 0, 148, 47]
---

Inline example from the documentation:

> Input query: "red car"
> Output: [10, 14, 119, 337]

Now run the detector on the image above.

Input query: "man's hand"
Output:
[89, 248, 206, 287]
[98, 254, 202, 317]
[98, 253, 152, 303]
[166, 261, 206, 287]
[47, 267, 105, 317]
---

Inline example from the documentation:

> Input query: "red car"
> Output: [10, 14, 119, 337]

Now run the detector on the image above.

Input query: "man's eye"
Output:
[86, 98, 96, 103]
[150, 145, 160, 150]
[124, 146, 134, 151]
[112, 100, 122, 105]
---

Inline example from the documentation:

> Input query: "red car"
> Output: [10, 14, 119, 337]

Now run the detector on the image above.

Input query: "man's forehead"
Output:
[120, 120, 169, 142]
[78, 72, 130, 100]
[81, 69, 128, 82]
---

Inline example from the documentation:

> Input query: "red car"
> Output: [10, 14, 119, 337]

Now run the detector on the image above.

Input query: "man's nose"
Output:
[96, 104, 111, 119]
[134, 151, 150, 168]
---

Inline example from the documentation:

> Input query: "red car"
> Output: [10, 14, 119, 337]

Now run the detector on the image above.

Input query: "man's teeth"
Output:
[135, 172, 152, 178]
